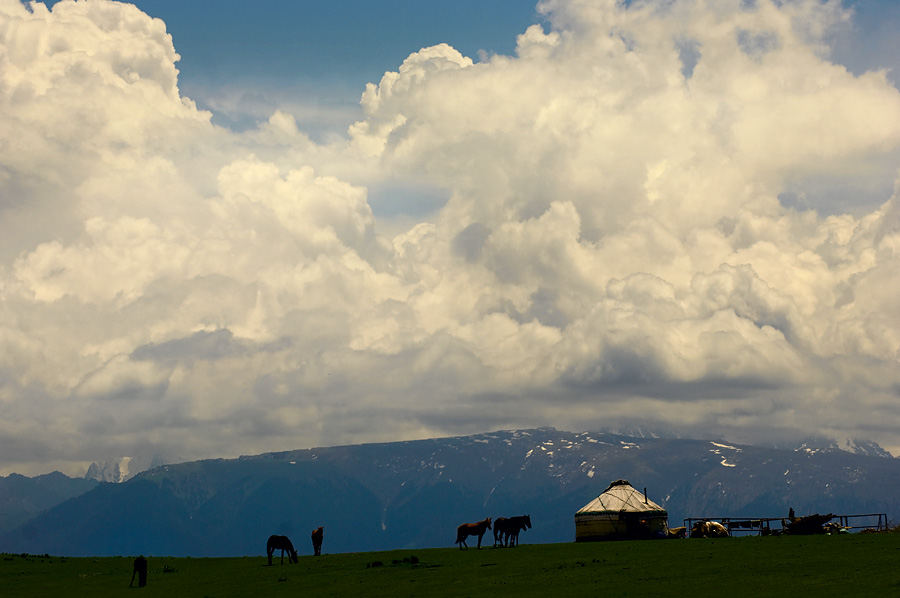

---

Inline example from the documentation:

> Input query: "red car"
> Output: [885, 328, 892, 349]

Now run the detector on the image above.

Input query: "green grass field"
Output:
[3, 534, 899, 597]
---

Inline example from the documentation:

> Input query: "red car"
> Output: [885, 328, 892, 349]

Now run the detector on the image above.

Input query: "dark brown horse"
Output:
[455, 517, 492, 549]
[311, 526, 324, 556]
[495, 515, 531, 547]
[129, 555, 147, 587]
[267, 535, 299, 565]
[492, 517, 509, 547]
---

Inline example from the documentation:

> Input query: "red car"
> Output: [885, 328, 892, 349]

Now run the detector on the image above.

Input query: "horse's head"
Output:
[524, 515, 532, 529]
[487, 517, 492, 529]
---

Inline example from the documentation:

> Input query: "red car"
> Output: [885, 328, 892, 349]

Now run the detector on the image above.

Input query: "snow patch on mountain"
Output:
[709, 441, 741, 468]
[789, 437, 894, 458]
[84, 454, 170, 483]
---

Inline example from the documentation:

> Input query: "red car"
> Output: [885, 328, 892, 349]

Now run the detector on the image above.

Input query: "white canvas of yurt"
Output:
[574, 479, 668, 541]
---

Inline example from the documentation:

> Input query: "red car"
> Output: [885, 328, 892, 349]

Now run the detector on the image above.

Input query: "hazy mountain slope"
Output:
[0, 472, 98, 533]
[2, 429, 898, 556]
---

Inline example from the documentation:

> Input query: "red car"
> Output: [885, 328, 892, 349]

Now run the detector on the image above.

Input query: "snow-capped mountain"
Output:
[5, 428, 899, 557]
[84, 454, 170, 483]
[84, 458, 132, 483]
[780, 437, 894, 459]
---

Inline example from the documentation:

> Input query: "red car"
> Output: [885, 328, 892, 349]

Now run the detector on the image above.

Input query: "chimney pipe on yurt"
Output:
[574, 480, 668, 541]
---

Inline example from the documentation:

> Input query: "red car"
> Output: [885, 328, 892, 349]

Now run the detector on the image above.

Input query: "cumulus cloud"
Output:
[1, 0, 899, 474]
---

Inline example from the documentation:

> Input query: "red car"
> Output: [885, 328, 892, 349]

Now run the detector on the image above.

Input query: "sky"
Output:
[1, 0, 900, 477]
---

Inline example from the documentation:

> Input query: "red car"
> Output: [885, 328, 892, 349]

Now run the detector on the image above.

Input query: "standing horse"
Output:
[311, 526, 324, 556]
[503, 515, 532, 547]
[455, 517, 492, 549]
[492, 517, 509, 547]
[494, 515, 532, 547]
[267, 535, 299, 565]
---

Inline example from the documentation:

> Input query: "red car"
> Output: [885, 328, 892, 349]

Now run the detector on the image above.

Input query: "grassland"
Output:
[3, 533, 900, 597]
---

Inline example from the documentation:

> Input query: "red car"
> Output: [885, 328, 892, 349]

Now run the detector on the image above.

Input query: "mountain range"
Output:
[1, 428, 898, 556]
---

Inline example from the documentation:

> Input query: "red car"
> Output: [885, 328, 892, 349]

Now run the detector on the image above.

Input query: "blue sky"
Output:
[39, 0, 900, 136]
[3, 0, 900, 476]
[81, 1, 545, 133]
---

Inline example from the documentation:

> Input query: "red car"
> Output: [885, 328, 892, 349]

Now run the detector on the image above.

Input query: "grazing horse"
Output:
[267, 535, 299, 565]
[667, 526, 687, 539]
[494, 515, 532, 547]
[455, 517, 492, 550]
[311, 526, 324, 556]
[130, 555, 147, 587]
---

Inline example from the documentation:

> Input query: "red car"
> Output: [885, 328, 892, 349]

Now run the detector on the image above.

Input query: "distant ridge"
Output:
[2, 428, 898, 557]
[789, 437, 894, 459]
[0, 472, 98, 533]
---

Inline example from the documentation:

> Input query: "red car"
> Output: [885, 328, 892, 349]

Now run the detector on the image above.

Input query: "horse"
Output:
[267, 535, 299, 565]
[129, 555, 147, 587]
[492, 517, 509, 547]
[311, 526, 324, 556]
[455, 517, 492, 549]
[507, 515, 532, 546]
[494, 515, 532, 547]
[667, 526, 687, 539]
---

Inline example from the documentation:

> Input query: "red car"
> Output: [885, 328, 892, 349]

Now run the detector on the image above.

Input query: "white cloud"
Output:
[1, 0, 900, 474]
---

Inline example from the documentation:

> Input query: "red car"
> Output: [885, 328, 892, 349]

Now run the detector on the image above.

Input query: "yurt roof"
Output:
[575, 479, 667, 515]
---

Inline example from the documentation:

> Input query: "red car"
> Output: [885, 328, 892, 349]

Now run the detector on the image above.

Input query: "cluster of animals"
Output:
[266, 527, 324, 565]
[686, 512, 842, 538]
[128, 506, 854, 587]
[124, 508, 860, 589]
[454, 515, 532, 549]
[688, 520, 728, 538]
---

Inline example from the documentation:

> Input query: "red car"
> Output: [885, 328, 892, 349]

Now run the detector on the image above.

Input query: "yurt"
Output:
[574, 479, 668, 541]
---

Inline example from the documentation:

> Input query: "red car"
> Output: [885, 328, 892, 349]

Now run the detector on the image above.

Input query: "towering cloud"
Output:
[1, 0, 898, 475]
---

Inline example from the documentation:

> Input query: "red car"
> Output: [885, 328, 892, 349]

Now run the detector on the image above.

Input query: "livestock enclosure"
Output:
[3, 532, 900, 597]
[684, 513, 888, 536]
